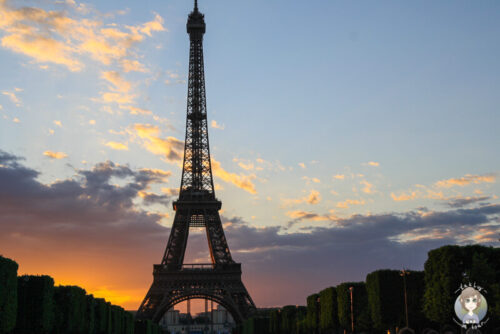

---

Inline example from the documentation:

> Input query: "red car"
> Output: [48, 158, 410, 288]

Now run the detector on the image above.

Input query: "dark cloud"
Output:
[445, 196, 491, 208]
[0, 151, 172, 251]
[1, 150, 499, 309]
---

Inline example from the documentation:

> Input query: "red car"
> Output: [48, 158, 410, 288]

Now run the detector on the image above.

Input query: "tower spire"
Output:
[194, 0, 198, 11]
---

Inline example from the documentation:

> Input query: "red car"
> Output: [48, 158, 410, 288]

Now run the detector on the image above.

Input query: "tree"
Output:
[366, 269, 404, 331]
[0, 256, 18, 334]
[337, 282, 371, 332]
[54, 285, 88, 334]
[319, 287, 338, 334]
[16, 275, 55, 334]
[306, 293, 320, 334]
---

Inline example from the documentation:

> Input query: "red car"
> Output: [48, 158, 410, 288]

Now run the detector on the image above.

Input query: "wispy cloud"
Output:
[391, 191, 418, 202]
[281, 190, 321, 207]
[211, 120, 225, 130]
[336, 198, 365, 209]
[0, 1, 165, 71]
[365, 161, 380, 167]
[105, 141, 128, 151]
[333, 174, 345, 180]
[435, 174, 496, 188]
[211, 158, 257, 194]
[2, 90, 21, 106]
[129, 124, 183, 162]
[43, 150, 68, 159]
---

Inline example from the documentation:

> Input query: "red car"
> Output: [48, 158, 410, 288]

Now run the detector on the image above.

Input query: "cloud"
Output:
[1, 150, 499, 311]
[130, 124, 184, 162]
[12, 117, 20, 123]
[211, 159, 257, 194]
[121, 59, 148, 73]
[360, 180, 375, 194]
[2, 90, 22, 106]
[0, 151, 173, 308]
[53, 120, 62, 127]
[281, 190, 321, 207]
[445, 196, 491, 208]
[366, 161, 379, 167]
[391, 191, 418, 201]
[302, 176, 320, 184]
[120, 106, 152, 115]
[210, 120, 225, 130]
[336, 198, 365, 209]
[298, 162, 306, 169]
[435, 174, 496, 188]
[0, 1, 165, 71]
[43, 150, 68, 159]
[101, 71, 131, 93]
[105, 141, 128, 151]
[333, 174, 345, 180]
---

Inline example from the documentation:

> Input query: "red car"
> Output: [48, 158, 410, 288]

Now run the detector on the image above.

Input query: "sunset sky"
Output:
[0, 0, 499, 312]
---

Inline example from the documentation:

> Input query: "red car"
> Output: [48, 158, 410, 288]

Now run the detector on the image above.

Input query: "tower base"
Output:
[136, 263, 256, 323]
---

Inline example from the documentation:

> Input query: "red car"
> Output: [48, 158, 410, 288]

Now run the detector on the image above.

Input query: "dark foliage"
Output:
[15, 275, 55, 334]
[337, 282, 371, 332]
[319, 287, 338, 333]
[0, 256, 18, 334]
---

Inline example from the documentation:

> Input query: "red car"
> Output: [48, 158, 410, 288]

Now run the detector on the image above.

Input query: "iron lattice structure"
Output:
[136, 1, 256, 324]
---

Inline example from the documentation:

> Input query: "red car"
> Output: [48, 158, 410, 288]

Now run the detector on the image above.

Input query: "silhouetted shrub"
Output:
[15, 275, 55, 334]
[54, 285, 87, 334]
[306, 293, 320, 333]
[366, 269, 404, 331]
[337, 282, 371, 332]
[0, 255, 18, 334]
[94, 298, 110, 334]
[319, 287, 338, 334]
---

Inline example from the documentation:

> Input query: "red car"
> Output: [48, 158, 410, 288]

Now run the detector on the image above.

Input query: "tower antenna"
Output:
[194, 0, 198, 11]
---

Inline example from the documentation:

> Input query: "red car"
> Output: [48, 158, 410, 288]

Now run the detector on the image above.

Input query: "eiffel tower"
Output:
[136, 0, 256, 323]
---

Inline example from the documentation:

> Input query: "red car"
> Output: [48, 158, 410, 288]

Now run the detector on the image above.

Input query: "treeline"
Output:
[0, 256, 167, 334]
[240, 245, 500, 334]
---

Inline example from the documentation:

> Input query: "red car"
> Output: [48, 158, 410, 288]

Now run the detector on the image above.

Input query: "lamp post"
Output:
[400, 269, 411, 328]
[349, 286, 354, 333]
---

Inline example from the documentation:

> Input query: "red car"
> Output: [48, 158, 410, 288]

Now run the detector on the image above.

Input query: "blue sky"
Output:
[0, 0, 499, 310]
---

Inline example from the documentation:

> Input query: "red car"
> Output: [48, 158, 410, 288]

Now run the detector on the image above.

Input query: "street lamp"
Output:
[349, 286, 354, 333]
[400, 269, 411, 328]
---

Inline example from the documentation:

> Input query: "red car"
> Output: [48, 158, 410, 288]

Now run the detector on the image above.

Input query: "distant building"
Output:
[160, 305, 235, 334]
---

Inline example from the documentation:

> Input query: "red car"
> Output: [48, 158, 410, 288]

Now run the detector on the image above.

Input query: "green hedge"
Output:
[54, 285, 88, 334]
[94, 298, 110, 334]
[280, 305, 297, 334]
[123, 311, 134, 334]
[243, 317, 270, 334]
[0, 256, 18, 334]
[423, 245, 500, 329]
[319, 287, 338, 333]
[16, 275, 55, 334]
[306, 293, 319, 333]
[337, 282, 371, 332]
[135, 319, 153, 334]
[268, 309, 280, 334]
[366, 269, 404, 331]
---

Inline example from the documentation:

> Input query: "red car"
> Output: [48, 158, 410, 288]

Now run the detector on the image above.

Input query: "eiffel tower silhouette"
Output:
[136, 0, 256, 323]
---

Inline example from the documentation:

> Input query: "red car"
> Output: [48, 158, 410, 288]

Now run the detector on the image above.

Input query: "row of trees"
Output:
[239, 245, 500, 334]
[0, 255, 166, 334]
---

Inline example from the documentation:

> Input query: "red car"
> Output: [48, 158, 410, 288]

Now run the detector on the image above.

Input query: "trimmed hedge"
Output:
[94, 298, 110, 334]
[16, 275, 55, 334]
[268, 309, 280, 334]
[0, 256, 18, 334]
[306, 293, 319, 333]
[280, 305, 298, 334]
[319, 287, 338, 334]
[337, 282, 371, 332]
[54, 285, 88, 334]
[366, 269, 404, 331]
